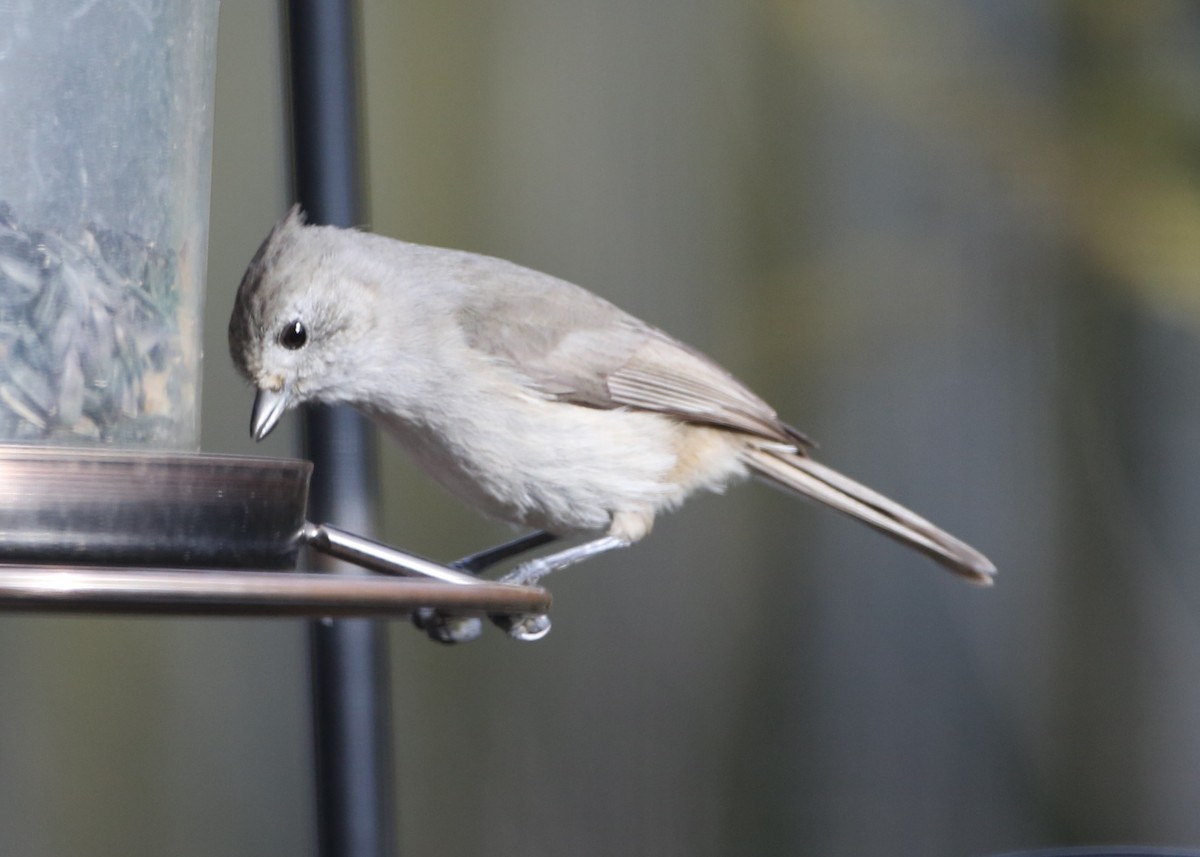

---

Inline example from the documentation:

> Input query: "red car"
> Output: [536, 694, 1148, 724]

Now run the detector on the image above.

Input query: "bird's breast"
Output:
[368, 389, 697, 535]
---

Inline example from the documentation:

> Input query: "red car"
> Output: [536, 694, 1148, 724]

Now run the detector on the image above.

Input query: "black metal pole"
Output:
[286, 2, 396, 856]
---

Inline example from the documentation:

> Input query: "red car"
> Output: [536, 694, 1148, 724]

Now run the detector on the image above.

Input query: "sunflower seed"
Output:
[0, 200, 192, 446]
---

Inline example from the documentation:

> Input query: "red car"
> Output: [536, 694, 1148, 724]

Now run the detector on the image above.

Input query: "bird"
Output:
[228, 206, 994, 629]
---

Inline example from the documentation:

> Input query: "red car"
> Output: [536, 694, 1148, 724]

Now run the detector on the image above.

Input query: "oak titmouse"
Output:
[229, 206, 994, 596]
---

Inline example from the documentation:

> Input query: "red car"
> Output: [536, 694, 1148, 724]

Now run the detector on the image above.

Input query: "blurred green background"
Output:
[4, 1, 1200, 855]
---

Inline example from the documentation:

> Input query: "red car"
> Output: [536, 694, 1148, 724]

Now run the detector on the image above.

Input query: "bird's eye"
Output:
[279, 320, 307, 350]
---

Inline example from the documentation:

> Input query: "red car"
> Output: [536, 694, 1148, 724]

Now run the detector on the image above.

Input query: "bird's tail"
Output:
[740, 445, 995, 584]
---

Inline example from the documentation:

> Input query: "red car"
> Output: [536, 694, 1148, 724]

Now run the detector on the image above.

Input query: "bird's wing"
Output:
[605, 329, 811, 445]
[455, 264, 809, 446]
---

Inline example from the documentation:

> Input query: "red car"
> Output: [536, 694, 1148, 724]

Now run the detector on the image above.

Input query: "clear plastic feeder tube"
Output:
[0, 0, 220, 449]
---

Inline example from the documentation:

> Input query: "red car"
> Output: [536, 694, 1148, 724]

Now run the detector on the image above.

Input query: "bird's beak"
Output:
[251, 385, 293, 441]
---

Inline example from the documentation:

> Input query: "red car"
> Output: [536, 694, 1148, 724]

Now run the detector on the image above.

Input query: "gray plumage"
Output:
[229, 206, 995, 586]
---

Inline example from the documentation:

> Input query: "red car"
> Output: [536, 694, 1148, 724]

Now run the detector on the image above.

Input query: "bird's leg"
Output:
[488, 535, 631, 641]
[413, 530, 558, 645]
[450, 530, 559, 575]
[499, 535, 631, 586]
[417, 533, 630, 644]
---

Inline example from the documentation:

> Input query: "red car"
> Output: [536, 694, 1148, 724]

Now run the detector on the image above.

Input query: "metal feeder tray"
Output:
[0, 447, 551, 633]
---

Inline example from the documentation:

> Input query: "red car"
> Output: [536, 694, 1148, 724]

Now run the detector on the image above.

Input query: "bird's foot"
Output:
[412, 608, 483, 644]
[490, 612, 552, 641]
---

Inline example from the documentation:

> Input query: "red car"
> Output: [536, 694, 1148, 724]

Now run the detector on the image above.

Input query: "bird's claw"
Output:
[412, 608, 551, 643]
[412, 608, 483, 644]
[490, 612, 552, 642]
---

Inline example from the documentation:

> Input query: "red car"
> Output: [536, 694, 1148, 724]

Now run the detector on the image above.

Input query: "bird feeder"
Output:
[0, 0, 548, 633]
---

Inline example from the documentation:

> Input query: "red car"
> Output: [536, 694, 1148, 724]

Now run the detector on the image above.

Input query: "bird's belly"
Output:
[370, 398, 688, 535]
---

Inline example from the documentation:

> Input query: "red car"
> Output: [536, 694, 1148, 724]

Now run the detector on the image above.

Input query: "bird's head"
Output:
[227, 205, 376, 440]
